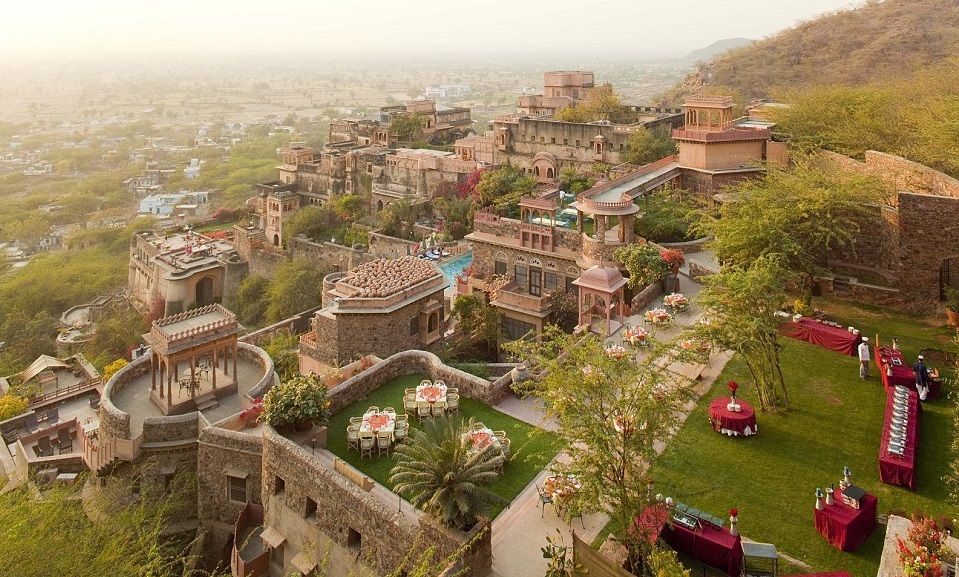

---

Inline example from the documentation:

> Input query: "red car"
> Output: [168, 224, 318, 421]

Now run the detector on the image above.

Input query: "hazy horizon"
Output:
[1, 0, 860, 59]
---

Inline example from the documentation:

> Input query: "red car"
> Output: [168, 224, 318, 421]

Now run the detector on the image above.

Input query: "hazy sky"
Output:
[0, 0, 860, 57]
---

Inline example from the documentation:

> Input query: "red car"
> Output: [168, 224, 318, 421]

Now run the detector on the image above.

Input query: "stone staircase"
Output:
[195, 391, 218, 412]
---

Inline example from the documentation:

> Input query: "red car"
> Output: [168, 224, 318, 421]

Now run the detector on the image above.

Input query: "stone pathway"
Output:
[487, 272, 738, 577]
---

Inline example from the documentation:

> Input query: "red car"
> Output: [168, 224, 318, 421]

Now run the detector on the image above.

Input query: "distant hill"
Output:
[660, 0, 959, 104]
[680, 38, 753, 65]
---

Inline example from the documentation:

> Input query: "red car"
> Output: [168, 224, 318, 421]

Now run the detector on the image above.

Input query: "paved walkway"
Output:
[487, 272, 735, 577]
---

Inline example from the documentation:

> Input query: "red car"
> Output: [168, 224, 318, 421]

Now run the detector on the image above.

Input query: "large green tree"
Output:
[473, 165, 534, 215]
[687, 255, 791, 411]
[505, 328, 693, 570]
[700, 158, 887, 305]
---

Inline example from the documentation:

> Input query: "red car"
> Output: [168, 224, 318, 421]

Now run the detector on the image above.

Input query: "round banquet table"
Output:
[708, 397, 757, 437]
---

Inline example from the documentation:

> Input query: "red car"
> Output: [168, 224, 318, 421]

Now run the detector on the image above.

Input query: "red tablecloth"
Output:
[636, 505, 743, 576]
[708, 397, 757, 437]
[780, 319, 860, 356]
[878, 389, 919, 490]
[875, 347, 941, 399]
[813, 488, 877, 551]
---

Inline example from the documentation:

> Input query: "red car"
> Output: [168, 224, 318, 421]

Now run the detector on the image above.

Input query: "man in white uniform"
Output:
[857, 337, 870, 379]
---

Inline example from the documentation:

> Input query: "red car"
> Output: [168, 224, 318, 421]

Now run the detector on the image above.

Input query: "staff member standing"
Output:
[913, 355, 931, 401]
[857, 337, 871, 379]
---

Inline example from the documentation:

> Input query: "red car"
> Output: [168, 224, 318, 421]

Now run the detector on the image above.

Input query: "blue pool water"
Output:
[438, 251, 473, 288]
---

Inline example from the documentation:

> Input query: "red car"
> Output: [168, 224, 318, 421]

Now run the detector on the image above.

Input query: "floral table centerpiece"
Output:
[644, 308, 673, 326]
[663, 292, 689, 311]
[726, 380, 741, 412]
[605, 344, 628, 359]
[623, 326, 650, 347]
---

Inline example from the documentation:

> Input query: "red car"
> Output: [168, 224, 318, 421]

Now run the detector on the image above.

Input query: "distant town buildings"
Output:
[424, 84, 471, 100]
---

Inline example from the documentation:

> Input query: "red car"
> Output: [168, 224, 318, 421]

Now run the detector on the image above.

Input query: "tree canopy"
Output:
[554, 84, 634, 124]
[622, 126, 677, 166]
[699, 158, 888, 304]
[264, 258, 327, 323]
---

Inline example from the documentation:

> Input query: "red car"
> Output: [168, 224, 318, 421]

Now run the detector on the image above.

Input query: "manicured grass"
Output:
[648, 300, 956, 576]
[325, 374, 562, 518]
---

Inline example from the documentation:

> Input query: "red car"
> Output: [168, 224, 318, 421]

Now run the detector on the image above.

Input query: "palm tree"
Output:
[389, 418, 506, 530]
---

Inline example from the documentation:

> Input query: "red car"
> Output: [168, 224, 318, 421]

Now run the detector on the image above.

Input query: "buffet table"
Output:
[813, 488, 877, 552]
[708, 397, 757, 437]
[636, 505, 743, 576]
[780, 319, 860, 356]
[878, 389, 920, 490]
[874, 346, 941, 399]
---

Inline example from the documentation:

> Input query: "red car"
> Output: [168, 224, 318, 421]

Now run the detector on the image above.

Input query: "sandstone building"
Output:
[128, 230, 247, 317]
[299, 256, 447, 366]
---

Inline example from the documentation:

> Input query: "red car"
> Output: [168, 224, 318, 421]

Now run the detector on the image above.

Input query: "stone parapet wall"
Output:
[629, 281, 664, 314]
[658, 235, 712, 254]
[239, 308, 320, 345]
[238, 342, 276, 399]
[141, 412, 201, 445]
[288, 235, 372, 273]
[100, 354, 151, 440]
[368, 231, 416, 260]
[327, 350, 510, 415]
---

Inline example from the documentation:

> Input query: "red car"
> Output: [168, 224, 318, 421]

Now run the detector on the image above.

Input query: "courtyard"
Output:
[642, 298, 957, 575]
[324, 373, 562, 518]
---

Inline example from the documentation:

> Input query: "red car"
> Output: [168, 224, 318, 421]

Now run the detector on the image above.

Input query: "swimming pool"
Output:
[438, 251, 473, 288]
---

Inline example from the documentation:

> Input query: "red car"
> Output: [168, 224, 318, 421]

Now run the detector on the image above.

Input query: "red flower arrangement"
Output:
[660, 249, 686, 269]
[727, 380, 739, 399]
[897, 517, 946, 577]
[729, 508, 738, 518]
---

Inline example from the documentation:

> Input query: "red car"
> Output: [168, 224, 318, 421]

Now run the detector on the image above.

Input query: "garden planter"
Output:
[946, 307, 959, 327]
[294, 420, 313, 432]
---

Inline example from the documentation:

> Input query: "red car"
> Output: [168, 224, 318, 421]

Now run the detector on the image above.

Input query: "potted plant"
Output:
[261, 373, 331, 431]
[660, 249, 685, 274]
[944, 287, 959, 327]
[897, 516, 946, 577]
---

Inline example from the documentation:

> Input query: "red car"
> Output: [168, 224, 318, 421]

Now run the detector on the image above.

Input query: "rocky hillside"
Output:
[660, 0, 959, 103]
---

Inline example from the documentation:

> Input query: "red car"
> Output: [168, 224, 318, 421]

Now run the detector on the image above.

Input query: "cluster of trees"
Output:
[472, 165, 535, 216]
[621, 126, 677, 166]
[772, 60, 959, 179]
[232, 258, 327, 328]
[554, 84, 635, 124]
[633, 187, 703, 243]
[283, 195, 368, 246]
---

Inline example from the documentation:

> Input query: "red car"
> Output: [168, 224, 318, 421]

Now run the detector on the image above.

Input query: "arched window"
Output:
[533, 166, 540, 177]
[376, 200, 384, 211]
[428, 312, 438, 333]
[546, 167, 554, 179]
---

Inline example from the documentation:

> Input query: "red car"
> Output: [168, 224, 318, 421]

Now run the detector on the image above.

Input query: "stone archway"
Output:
[531, 152, 558, 183]
[195, 276, 215, 307]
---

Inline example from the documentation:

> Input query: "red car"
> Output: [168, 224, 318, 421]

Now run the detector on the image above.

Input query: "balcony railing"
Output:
[492, 283, 551, 314]
[29, 377, 101, 406]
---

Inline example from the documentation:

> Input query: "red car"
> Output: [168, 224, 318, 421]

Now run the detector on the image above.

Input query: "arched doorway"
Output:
[273, 234, 280, 246]
[195, 277, 215, 307]
[546, 167, 554, 179]
[376, 199, 384, 212]
[941, 256, 959, 298]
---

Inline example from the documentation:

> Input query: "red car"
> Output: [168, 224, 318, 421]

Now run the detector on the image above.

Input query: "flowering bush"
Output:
[239, 398, 264, 428]
[660, 249, 686, 269]
[898, 516, 946, 577]
[262, 373, 331, 429]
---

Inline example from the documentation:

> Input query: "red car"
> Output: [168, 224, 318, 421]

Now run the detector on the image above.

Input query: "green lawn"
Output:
[649, 299, 957, 577]
[325, 374, 561, 518]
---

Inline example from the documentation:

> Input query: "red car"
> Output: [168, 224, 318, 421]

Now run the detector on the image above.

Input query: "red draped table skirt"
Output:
[875, 346, 941, 399]
[708, 397, 758, 437]
[636, 505, 743, 576]
[813, 488, 877, 551]
[780, 319, 860, 355]
[878, 389, 920, 490]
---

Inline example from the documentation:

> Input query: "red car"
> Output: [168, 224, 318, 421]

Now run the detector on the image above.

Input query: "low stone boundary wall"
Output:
[239, 342, 276, 399]
[659, 235, 712, 254]
[239, 307, 321, 345]
[327, 350, 510, 414]
[688, 260, 718, 281]
[630, 281, 664, 313]
[100, 354, 151, 439]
